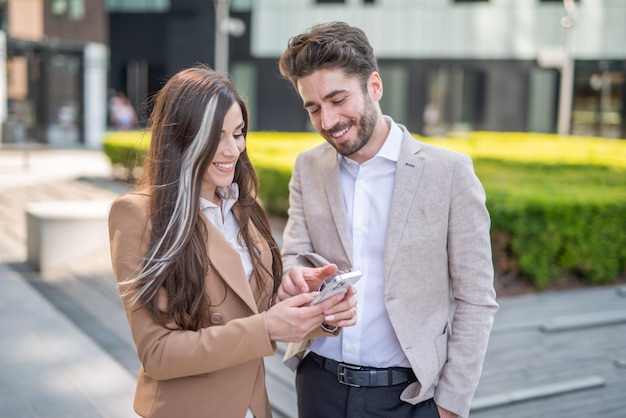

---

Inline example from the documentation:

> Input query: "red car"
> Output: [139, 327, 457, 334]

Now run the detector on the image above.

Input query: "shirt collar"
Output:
[199, 182, 239, 214]
[377, 116, 403, 163]
[339, 115, 403, 165]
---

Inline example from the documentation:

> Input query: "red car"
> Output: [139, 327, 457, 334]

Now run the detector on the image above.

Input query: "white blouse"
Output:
[199, 183, 253, 281]
[199, 183, 256, 418]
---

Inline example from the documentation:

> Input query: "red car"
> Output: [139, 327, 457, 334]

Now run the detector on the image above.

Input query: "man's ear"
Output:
[368, 72, 383, 101]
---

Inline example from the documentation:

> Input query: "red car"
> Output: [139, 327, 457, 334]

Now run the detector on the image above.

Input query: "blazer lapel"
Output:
[322, 148, 353, 266]
[246, 216, 273, 309]
[384, 129, 424, 279]
[202, 214, 259, 313]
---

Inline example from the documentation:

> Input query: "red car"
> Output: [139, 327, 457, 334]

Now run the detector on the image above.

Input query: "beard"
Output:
[323, 96, 378, 157]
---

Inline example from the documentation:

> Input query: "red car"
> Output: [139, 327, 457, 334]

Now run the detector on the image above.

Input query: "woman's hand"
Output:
[265, 287, 357, 342]
[275, 264, 338, 303]
[318, 285, 358, 329]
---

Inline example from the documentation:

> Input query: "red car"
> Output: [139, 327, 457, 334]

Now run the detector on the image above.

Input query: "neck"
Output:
[201, 188, 221, 206]
[351, 115, 390, 164]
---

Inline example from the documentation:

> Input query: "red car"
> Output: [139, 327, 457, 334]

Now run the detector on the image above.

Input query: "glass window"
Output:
[51, 0, 68, 16]
[424, 66, 485, 135]
[51, 0, 84, 20]
[572, 64, 624, 139]
[68, 0, 85, 20]
[107, 0, 170, 13]
[378, 64, 408, 125]
[231, 0, 252, 11]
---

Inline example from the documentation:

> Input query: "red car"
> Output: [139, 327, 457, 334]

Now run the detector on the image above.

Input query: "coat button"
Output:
[210, 313, 224, 324]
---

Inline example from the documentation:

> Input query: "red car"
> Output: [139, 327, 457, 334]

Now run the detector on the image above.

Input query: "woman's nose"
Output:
[221, 136, 241, 156]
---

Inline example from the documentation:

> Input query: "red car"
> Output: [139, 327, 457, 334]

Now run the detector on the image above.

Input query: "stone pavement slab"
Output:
[0, 264, 137, 418]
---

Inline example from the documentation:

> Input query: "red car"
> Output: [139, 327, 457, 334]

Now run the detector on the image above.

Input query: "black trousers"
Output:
[296, 353, 440, 418]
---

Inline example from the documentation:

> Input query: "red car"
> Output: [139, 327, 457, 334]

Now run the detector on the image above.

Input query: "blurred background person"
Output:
[109, 91, 137, 130]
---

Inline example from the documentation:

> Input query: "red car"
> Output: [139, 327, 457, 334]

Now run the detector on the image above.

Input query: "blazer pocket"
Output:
[434, 323, 449, 370]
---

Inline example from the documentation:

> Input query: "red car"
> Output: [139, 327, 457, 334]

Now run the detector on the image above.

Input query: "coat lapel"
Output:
[322, 148, 353, 266]
[383, 129, 424, 279]
[201, 212, 260, 314]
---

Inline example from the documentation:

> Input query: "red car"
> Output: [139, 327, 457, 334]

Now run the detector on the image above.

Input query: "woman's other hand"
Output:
[265, 287, 356, 342]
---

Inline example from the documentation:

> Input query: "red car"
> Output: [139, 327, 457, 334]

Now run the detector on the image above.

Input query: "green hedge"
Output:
[101, 131, 150, 180]
[478, 160, 625, 288]
[102, 130, 626, 290]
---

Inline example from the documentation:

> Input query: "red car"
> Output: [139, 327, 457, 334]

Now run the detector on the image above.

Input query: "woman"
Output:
[108, 65, 356, 418]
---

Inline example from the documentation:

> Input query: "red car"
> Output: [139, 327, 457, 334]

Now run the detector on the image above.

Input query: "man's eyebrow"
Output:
[303, 89, 348, 108]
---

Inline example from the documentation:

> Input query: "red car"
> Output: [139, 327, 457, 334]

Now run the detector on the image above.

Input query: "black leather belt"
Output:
[309, 352, 417, 387]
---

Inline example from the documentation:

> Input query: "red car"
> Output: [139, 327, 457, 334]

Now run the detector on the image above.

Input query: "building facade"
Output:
[56, 0, 626, 139]
[0, 0, 108, 147]
[4, 0, 624, 144]
[237, 0, 625, 138]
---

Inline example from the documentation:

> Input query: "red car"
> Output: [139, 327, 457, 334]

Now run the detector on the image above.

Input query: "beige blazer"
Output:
[109, 192, 276, 418]
[281, 126, 498, 417]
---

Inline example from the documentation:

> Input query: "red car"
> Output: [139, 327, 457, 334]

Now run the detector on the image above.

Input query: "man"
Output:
[275, 22, 498, 418]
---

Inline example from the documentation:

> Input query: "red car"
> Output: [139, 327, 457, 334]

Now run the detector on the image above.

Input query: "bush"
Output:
[101, 130, 626, 289]
[479, 160, 626, 288]
[101, 131, 151, 180]
[247, 132, 323, 215]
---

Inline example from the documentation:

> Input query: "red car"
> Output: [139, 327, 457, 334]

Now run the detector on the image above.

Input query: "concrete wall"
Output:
[251, 0, 626, 60]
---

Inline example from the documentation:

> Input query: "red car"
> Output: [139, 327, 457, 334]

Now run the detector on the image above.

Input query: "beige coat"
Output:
[281, 126, 499, 417]
[109, 192, 276, 418]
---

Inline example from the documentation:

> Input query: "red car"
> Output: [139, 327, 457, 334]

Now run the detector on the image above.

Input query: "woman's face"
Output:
[201, 102, 246, 200]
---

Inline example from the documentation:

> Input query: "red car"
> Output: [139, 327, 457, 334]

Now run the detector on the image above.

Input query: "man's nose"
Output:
[320, 107, 338, 131]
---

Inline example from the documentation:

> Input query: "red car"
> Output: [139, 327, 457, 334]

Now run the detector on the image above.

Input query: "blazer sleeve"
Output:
[434, 155, 499, 416]
[108, 194, 276, 381]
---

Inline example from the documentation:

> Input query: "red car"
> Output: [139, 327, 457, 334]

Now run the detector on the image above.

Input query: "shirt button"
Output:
[210, 313, 224, 324]
[347, 346, 355, 353]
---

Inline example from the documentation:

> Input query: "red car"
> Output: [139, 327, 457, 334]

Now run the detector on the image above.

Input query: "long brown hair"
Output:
[126, 65, 282, 330]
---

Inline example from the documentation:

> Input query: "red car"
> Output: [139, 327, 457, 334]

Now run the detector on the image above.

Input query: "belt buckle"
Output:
[337, 363, 362, 387]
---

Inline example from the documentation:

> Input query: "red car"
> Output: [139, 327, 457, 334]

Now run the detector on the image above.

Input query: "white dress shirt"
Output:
[200, 183, 255, 418]
[200, 183, 253, 281]
[310, 117, 411, 368]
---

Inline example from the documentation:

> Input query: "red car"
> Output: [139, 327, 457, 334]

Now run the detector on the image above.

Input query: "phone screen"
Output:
[310, 270, 362, 305]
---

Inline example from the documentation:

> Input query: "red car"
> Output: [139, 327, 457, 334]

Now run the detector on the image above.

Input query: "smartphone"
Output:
[310, 270, 362, 305]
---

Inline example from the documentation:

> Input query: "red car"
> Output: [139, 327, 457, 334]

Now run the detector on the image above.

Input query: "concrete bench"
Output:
[26, 200, 111, 273]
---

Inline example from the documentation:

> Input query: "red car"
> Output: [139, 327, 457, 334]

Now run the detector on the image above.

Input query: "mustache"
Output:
[322, 122, 351, 137]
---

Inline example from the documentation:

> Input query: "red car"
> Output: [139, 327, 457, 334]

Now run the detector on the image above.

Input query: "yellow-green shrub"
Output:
[101, 130, 626, 289]
[101, 131, 151, 180]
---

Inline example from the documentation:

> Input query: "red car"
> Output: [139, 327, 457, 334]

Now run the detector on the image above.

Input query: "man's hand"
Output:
[437, 405, 458, 418]
[275, 264, 338, 303]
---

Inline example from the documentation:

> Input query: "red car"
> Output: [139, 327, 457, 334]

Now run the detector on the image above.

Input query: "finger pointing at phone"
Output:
[276, 264, 338, 302]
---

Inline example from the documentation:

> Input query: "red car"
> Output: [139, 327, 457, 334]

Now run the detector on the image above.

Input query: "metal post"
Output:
[0, 31, 7, 143]
[557, 0, 577, 136]
[214, 0, 229, 75]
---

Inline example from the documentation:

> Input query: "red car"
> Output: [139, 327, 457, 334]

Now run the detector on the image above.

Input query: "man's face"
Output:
[297, 68, 381, 158]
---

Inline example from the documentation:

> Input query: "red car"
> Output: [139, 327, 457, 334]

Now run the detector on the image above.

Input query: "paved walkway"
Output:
[0, 148, 138, 417]
[0, 147, 625, 418]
